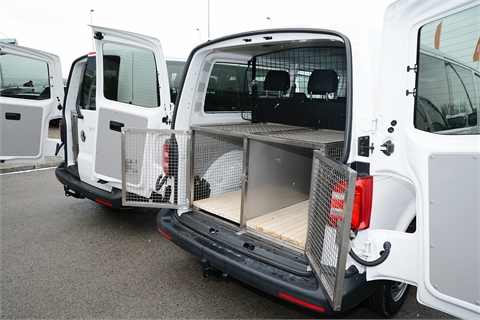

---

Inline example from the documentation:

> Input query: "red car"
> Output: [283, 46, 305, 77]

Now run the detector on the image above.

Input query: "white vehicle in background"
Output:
[1, 0, 478, 318]
[1, 39, 185, 208]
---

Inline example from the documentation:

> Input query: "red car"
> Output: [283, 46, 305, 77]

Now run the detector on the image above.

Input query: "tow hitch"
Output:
[201, 258, 227, 278]
[64, 185, 85, 199]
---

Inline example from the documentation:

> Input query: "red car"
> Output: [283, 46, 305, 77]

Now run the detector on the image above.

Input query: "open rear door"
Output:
[89, 26, 171, 184]
[369, 1, 479, 318]
[0, 43, 63, 163]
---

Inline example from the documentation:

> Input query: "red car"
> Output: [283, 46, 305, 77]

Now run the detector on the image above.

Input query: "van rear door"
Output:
[90, 26, 171, 184]
[0, 43, 63, 163]
[369, 1, 479, 318]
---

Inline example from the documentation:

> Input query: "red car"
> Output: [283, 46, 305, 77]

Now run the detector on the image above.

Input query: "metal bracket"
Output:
[358, 136, 374, 157]
[380, 140, 395, 156]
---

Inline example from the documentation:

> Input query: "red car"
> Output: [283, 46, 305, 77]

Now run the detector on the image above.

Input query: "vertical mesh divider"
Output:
[122, 128, 190, 208]
[71, 112, 79, 161]
[306, 150, 356, 311]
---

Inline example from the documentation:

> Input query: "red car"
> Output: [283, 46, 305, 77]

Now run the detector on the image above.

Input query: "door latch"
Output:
[380, 140, 395, 156]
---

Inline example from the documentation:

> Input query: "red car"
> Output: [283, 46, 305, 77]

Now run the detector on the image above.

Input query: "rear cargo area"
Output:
[191, 123, 344, 249]
[123, 43, 348, 251]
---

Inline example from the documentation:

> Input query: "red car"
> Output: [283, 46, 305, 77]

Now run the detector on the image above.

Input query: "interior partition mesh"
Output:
[306, 151, 356, 311]
[243, 46, 347, 131]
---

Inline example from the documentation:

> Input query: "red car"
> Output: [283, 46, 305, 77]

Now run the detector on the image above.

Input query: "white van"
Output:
[1, 0, 478, 317]
[1, 41, 185, 207]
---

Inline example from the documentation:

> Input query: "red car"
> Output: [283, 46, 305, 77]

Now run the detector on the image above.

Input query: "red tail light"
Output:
[162, 141, 169, 176]
[329, 176, 373, 231]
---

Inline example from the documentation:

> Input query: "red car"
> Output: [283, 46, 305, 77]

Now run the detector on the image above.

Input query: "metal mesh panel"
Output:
[193, 130, 244, 200]
[242, 46, 347, 131]
[306, 151, 356, 311]
[122, 128, 190, 208]
[71, 112, 79, 161]
[202, 123, 300, 134]
[202, 124, 344, 161]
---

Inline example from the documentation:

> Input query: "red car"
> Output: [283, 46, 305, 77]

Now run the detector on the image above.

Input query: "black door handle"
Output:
[5, 112, 21, 121]
[109, 120, 124, 132]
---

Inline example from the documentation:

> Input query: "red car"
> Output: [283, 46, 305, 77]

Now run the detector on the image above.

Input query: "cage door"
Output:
[122, 128, 191, 208]
[306, 150, 356, 311]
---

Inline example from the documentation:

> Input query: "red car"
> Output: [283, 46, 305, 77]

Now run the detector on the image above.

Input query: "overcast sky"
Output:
[1, 0, 394, 77]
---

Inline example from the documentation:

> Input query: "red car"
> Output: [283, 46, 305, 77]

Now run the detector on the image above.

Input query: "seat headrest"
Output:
[207, 77, 217, 90]
[173, 74, 182, 88]
[264, 70, 290, 92]
[307, 69, 338, 95]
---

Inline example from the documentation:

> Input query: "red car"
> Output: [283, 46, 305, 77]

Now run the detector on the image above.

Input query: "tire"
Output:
[363, 280, 410, 316]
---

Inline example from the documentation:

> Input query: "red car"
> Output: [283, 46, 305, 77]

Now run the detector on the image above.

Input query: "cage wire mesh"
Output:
[192, 130, 244, 200]
[71, 113, 79, 161]
[243, 46, 347, 131]
[122, 128, 190, 208]
[306, 151, 356, 310]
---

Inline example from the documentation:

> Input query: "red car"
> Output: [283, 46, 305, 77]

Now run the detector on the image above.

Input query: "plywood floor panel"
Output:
[193, 191, 241, 223]
[193, 192, 309, 248]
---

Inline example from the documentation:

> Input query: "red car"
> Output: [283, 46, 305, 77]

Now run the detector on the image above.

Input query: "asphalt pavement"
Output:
[0, 169, 457, 319]
[0, 124, 458, 319]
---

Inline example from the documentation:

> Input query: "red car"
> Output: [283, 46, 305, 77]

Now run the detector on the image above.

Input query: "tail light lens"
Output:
[329, 176, 373, 231]
[162, 140, 170, 176]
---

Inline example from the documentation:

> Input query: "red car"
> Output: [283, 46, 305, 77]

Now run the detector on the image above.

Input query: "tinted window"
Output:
[102, 42, 159, 108]
[416, 6, 479, 134]
[80, 56, 96, 110]
[166, 60, 185, 103]
[204, 62, 248, 112]
[0, 53, 51, 100]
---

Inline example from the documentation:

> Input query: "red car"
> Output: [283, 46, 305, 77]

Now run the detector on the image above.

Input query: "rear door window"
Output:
[0, 53, 51, 100]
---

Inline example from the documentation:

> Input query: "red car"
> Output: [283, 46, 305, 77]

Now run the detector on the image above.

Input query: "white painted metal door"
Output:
[368, 1, 479, 318]
[0, 42, 64, 163]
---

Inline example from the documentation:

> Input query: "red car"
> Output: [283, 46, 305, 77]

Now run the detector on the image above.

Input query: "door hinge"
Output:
[407, 64, 418, 73]
[406, 88, 417, 97]
[94, 32, 104, 40]
[358, 136, 374, 157]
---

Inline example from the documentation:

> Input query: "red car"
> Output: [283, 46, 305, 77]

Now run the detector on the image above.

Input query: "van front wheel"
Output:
[363, 280, 410, 316]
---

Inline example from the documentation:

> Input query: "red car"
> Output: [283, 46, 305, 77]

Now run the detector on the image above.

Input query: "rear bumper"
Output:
[55, 164, 123, 208]
[156, 208, 382, 315]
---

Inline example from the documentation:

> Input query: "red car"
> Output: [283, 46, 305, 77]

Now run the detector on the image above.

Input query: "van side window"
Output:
[80, 56, 96, 110]
[415, 6, 479, 134]
[204, 62, 248, 112]
[0, 53, 51, 100]
[166, 60, 185, 103]
[102, 42, 160, 108]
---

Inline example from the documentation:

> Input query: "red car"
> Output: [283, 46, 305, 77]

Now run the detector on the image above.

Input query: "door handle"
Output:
[109, 121, 124, 132]
[5, 112, 21, 121]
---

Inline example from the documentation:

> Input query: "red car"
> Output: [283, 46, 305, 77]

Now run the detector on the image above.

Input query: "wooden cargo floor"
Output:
[194, 191, 308, 249]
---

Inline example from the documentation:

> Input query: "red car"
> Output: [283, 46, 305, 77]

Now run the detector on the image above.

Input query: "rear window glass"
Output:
[0, 53, 51, 100]
[415, 6, 479, 134]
